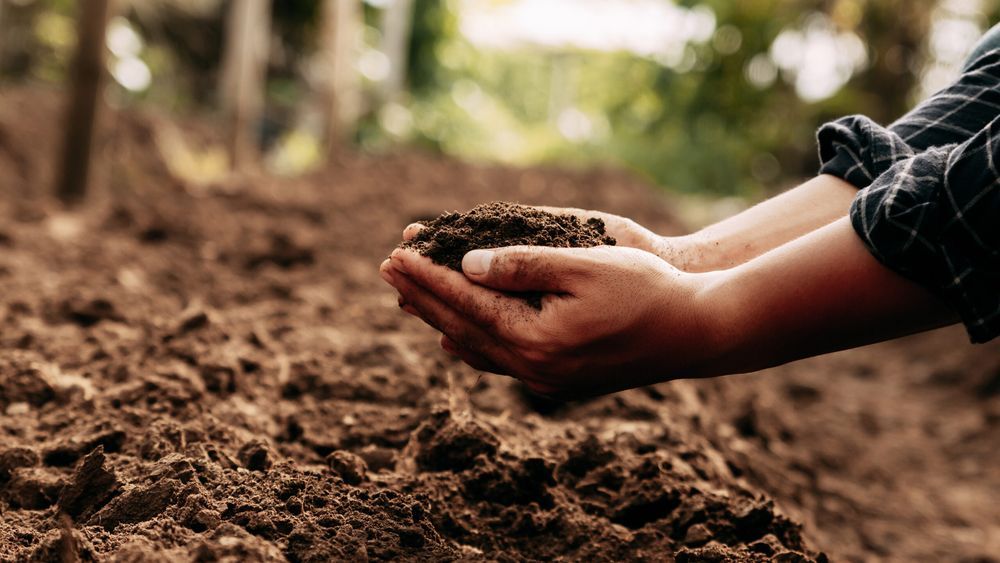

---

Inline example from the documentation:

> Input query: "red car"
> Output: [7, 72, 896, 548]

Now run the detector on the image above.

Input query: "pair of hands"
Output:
[379, 208, 721, 397]
[379, 177, 952, 397]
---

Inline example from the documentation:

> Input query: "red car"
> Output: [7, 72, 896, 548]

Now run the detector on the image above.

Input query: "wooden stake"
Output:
[219, 0, 271, 172]
[378, 0, 414, 104]
[55, 0, 112, 204]
[319, 0, 362, 148]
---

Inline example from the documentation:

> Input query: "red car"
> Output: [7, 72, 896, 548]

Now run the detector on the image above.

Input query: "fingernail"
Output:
[379, 267, 393, 284]
[390, 249, 409, 273]
[463, 249, 493, 276]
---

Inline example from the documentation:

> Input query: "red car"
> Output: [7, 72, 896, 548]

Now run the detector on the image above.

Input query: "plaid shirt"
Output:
[817, 48, 1000, 343]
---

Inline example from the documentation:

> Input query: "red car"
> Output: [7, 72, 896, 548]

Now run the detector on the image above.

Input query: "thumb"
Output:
[461, 246, 597, 293]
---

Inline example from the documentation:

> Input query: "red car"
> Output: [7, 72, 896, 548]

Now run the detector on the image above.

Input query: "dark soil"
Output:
[0, 87, 997, 562]
[401, 202, 616, 308]
[402, 201, 616, 269]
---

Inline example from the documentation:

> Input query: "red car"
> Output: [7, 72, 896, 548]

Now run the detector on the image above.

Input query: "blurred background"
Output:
[0, 0, 997, 213]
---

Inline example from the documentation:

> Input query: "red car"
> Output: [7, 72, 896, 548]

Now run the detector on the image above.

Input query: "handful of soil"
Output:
[400, 202, 616, 308]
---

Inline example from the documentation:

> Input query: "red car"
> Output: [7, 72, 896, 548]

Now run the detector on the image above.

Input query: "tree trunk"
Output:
[319, 0, 362, 147]
[219, 0, 271, 171]
[378, 0, 414, 104]
[55, 0, 112, 205]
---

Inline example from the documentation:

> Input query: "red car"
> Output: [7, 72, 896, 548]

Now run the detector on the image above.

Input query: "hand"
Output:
[402, 206, 702, 271]
[379, 245, 722, 398]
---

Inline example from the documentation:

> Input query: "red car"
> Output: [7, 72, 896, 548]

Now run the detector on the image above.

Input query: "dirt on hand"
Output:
[401, 202, 615, 308]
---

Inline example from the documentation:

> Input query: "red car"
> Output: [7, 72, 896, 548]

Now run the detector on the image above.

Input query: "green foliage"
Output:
[407, 0, 456, 95]
[395, 0, 972, 198]
[8, 0, 997, 200]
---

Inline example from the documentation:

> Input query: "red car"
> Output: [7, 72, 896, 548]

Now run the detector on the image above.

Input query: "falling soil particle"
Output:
[402, 201, 616, 308]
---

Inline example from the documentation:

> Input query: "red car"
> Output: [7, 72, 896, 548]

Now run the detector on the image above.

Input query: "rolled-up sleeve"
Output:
[848, 118, 1000, 343]
[891, 49, 1000, 151]
[816, 46, 1000, 343]
[818, 48, 1000, 187]
[817, 114, 916, 188]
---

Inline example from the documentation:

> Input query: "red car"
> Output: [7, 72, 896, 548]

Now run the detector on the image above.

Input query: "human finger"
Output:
[402, 223, 425, 241]
[389, 249, 538, 336]
[388, 265, 515, 368]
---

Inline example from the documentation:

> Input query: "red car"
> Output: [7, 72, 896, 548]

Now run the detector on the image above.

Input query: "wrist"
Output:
[662, 230, 749, 274]
[645, 268, 744, 381]
[685, 268, 753, 377]
[659, 232, 711, 273]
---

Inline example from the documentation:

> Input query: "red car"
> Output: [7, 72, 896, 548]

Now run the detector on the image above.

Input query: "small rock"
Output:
[326, 451, 367, 485]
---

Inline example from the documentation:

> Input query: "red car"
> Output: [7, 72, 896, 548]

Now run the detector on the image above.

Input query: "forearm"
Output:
[670, 175, 856, 272]
[693, 217, 957, 376]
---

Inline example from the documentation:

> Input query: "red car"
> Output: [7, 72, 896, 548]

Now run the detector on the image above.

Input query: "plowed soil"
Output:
[0, 87, 997, 562]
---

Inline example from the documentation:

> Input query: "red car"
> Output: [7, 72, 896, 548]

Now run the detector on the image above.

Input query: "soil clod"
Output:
[411, 410, 500, 472]
[0, 446, 39, 481]
[58, 447, 120, 520]
[237, 440, 274, 472]
[89, 479, 181, 530]
[326, 450, 368, 485]
[5, 467, 63, 509]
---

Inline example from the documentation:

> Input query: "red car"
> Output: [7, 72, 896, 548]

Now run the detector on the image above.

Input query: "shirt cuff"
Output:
[816, 115, 916, 188]
[849, 147, 998, 343]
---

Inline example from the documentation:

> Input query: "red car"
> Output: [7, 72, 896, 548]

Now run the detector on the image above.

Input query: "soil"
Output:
[0, 86, 998, 562]
[401, 202, 616, 308]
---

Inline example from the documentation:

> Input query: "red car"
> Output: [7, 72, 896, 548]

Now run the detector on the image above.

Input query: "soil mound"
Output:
[402, 202, 615, 307]
[403, 202, 616, 270]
